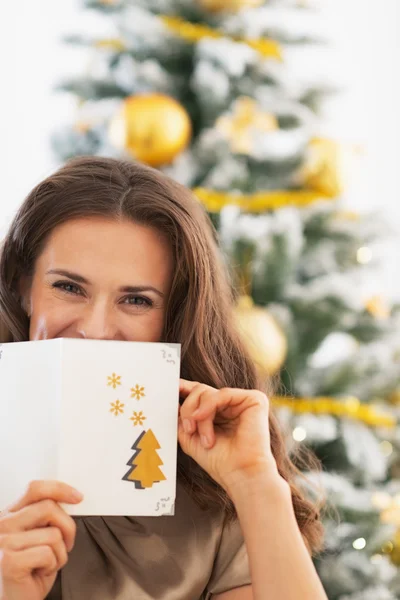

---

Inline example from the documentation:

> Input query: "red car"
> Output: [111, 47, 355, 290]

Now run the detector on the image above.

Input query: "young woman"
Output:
[0, 156, 327, 600]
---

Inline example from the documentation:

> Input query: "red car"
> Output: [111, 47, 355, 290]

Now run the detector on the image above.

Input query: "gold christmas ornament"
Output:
[109, 94, 192, 167]
[216, 96, 278, 155]
[389, 531, 400, 566]
[234, 295, 287, 376]
[199, 0, 263, 12]
[300, 137, 345, 198]
[374, 493, 400, 566]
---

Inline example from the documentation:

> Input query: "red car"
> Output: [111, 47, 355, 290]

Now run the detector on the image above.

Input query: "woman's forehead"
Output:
[35, 217, 174, 285]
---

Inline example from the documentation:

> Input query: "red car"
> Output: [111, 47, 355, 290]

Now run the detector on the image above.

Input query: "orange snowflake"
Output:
[130, 385, 145, 400]
[130, 411, 146, 426]
[107, 373, 121, 389]
[110, 400, 124, 416]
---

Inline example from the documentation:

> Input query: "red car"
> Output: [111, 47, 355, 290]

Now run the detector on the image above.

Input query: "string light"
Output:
[357, 246, 372, 264]
[380, 441, 393, 457]
[353, 538, 367, 550]
[292, 427, 307, 442]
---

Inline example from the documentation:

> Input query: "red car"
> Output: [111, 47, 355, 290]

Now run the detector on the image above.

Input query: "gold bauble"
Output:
[300, 137, 344, 198]
[387, 530, 400, 566]
[234, 295, 287, 376]
[109, 94, 192, 167]
[199, 0, 263, 12]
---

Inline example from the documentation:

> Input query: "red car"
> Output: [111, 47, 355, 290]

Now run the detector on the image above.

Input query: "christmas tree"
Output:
[52, 1, 400, 597]
[123, 429, 166, 489]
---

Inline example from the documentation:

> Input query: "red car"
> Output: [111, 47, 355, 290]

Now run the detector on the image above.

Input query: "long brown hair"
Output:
[0, 156, 324, 554]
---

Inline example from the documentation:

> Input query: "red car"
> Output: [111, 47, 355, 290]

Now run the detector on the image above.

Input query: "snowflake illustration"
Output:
[130, 411, 146, 426]
[130, 385, 145, 400]
[107, 373, 121, 389]
[110, 400, 124, 416]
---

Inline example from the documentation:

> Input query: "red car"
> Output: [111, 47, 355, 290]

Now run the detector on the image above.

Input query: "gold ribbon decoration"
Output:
[272, 395, 396, 429]
[161, 15, 283, 61]
[193, 188, 331, 213]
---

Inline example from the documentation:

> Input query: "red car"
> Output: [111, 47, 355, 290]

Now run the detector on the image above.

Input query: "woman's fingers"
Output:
[0, 527, 68, 571]
[181, 382, 268, 421]
[196, 416, 216, 448]
[0, 499, 77, 553]
[1, 545, 58, 580]
[0, 480, 84, 600]
[7, 480, 83, 514]
[179, 381, 270, 449]
[180, 385, 218, 448]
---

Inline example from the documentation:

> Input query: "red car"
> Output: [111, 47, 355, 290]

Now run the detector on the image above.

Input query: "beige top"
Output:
[46, 482, 251, 599]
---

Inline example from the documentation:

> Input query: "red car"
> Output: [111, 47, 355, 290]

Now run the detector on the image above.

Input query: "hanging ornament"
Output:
[298, 137, 345, 198]
[233, 295, 287, 376]
[216, 96, 278, 155]
[372, 494, 400, 565]
[383, 531, 400, 566]
[199, 0, 263, 13]
[109, 94, 192, 167]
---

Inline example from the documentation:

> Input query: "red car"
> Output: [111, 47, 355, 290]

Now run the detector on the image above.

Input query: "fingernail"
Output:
[71, 488, 84, 501]
[201, 435, 211, 448]
[183, 419, 193, 434]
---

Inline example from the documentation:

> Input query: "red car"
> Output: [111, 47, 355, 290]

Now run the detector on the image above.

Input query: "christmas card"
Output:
[0, 339, 180, 516]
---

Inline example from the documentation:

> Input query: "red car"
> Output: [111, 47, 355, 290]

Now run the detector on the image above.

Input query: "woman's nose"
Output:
[77, 301, 118, 340]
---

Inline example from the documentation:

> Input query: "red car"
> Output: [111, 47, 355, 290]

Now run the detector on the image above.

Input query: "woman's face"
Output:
[21, 217, 174, 342]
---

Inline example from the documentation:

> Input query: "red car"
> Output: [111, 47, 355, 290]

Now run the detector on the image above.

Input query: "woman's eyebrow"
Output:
[47, 268, 87, 284]
[46, 269, 164, 297]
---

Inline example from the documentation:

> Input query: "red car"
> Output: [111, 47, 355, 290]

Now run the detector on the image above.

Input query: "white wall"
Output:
[1, 0, 400, 293]
[1, 0, 80, 232]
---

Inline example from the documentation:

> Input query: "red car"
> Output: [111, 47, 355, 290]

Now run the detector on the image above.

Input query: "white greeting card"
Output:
[0, 339, 181, 516]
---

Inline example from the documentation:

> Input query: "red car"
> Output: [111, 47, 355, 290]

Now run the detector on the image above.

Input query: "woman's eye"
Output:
[123, 295, 153, 308]
[52, 281, 82, 296]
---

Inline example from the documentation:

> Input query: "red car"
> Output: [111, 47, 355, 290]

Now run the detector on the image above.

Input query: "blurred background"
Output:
[2, 1, 400, 598]
[2, 1, 400, 301]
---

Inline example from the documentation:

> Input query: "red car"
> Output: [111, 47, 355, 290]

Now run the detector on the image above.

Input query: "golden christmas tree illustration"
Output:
[123, 429, 166, 489]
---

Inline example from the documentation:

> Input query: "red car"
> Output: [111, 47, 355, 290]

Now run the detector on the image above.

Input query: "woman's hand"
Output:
[0, 480, 83, 600]
[178, 379, 280, 493]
